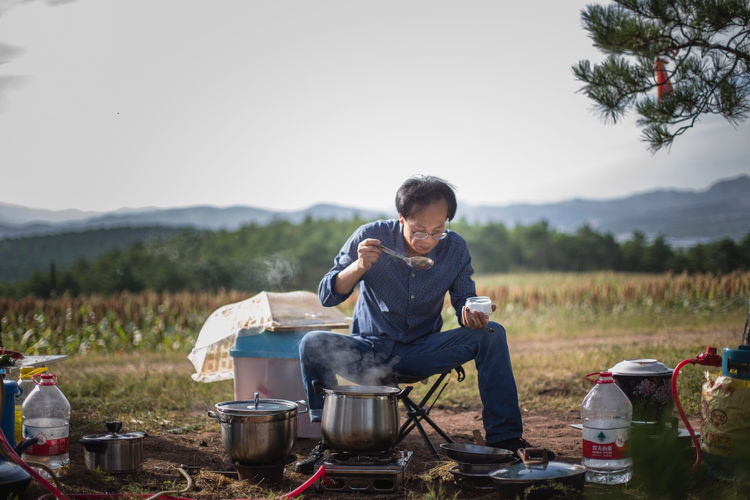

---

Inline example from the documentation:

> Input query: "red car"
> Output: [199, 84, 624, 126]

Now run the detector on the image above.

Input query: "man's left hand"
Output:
[461, 304, 497, 329]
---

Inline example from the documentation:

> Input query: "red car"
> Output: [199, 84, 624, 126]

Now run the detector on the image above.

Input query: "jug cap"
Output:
[585, 371, 614, 384]
[32, 373, 58, 386]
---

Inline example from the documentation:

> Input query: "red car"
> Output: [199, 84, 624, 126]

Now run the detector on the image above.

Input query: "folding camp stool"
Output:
[381, 366, 466, 459]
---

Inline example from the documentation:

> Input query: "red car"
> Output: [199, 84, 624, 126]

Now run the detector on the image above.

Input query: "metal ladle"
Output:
[377, 244, 434, 271]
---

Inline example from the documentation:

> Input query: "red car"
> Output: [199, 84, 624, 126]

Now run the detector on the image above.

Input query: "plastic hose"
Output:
[671, 358, 702, 474]
[281, 464, 327, 498]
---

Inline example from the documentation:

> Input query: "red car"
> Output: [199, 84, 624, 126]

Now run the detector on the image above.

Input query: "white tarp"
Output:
[188, 290, 349, 382]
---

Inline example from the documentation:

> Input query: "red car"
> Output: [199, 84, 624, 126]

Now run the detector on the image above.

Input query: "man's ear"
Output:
[398, 214, 405, 225]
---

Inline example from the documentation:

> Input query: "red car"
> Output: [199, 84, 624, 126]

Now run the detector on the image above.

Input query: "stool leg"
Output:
[416, 372, 449, 408]
[400, 374, 452, 439]
[399, 396, 456, 456]
[406, 397, 454, 443]
[400, 396, 441, 459]
[394, 370, 461, 459]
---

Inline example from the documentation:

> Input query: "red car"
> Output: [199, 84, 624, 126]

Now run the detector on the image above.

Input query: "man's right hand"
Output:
[356, 238, 382, 271]
[333, 238, 382, 295]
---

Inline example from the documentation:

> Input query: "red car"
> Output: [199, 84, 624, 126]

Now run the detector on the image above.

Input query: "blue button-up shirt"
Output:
[318, 219, 477, 344]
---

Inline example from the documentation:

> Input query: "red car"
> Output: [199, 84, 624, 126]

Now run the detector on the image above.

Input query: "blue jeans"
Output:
[298, 321, 522, 443]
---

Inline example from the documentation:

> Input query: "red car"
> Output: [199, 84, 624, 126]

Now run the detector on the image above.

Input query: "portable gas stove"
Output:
[314, 449, 413, 493]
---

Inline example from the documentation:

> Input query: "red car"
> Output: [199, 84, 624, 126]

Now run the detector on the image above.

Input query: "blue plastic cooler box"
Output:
[230, 330, 320, 439]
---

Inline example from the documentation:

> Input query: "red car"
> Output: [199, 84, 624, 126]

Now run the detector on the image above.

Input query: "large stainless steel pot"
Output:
[80, 422, 146, 474]
[314, 381, 409, 452]
[209, 394, 307, 464]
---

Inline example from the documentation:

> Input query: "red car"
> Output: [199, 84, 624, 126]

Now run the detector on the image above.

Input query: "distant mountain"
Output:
[0, 203, 389, 239]
[1, 175, 749, 245]
[0, 203, 99, 225]
[456, 175, 750, 245]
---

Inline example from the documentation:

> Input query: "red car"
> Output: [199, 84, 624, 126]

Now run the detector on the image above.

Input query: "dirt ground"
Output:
[22, 407, 591, 500]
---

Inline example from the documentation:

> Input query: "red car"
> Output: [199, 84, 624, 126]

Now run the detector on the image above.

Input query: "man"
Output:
[296, 175, 531, 472]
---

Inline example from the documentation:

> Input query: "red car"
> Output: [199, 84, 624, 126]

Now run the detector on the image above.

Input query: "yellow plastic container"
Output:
[701, 370, 750, 478]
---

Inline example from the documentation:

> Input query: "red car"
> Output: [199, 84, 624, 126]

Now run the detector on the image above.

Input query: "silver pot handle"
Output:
[295, 400, 309, 415]
[397, 386, 413, 400]
[312, 379, 325, 395]
[207, 410, 228, 424]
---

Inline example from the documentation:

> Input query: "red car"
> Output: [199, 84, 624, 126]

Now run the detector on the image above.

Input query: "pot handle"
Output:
[312, 379, 325, 395]
[518, 447, 549, 465]
[295, 400, 309, 415]
[207, 410, 228, 424]
[396, 386, 413, 400]
[106, 421, 123, 435]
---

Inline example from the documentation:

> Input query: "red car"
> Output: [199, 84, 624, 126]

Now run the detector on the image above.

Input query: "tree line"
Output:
[2, 217, 749, 299]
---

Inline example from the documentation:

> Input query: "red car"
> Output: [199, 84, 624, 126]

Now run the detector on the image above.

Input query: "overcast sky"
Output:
[1, 0, 748, 213]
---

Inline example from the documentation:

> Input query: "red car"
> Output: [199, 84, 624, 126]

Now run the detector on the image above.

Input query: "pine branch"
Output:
[574, 0, 750, 151]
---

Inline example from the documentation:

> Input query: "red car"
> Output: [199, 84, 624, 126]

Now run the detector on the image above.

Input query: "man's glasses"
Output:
[409, 226, 449, 240]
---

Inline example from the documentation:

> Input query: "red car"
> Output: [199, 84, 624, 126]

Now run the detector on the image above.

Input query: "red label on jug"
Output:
[582, 425, 629, 459]
[23, 424, 69, 456]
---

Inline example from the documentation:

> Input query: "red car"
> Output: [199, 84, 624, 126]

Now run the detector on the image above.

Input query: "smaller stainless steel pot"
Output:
[490, 448, 586, 499]
[80, 422, 146, 474]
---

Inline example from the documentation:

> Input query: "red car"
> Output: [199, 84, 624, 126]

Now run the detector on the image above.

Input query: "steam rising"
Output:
[262, 255, 298, 290]
[304, 333, 400, 387]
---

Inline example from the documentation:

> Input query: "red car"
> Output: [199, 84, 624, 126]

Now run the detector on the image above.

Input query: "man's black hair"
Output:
[395, 175, 457, 221]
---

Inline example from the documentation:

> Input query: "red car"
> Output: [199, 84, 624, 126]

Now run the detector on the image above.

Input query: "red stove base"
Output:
[313, 449, 413, 493]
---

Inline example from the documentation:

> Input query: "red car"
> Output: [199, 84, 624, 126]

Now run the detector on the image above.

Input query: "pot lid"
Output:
[489, 448, 585, 482]
[324, 385, 400, 396]
[490, 460, 586, 482]
[608, 358, 672, 376]
[215, 399, 298, 415]
[81, 431, 146, 442]
[81, 421, 146, 442]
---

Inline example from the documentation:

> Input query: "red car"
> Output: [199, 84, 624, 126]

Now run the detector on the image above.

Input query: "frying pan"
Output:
[440, 443, 515, 463]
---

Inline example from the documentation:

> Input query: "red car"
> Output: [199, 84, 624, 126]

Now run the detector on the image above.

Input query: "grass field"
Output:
[2, 271, 749, 499]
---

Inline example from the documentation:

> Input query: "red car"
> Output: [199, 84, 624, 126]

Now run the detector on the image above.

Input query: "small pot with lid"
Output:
[209, 392, 307, 464]
[80, 421, 146, 474]
[608, 358, 674, 424]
